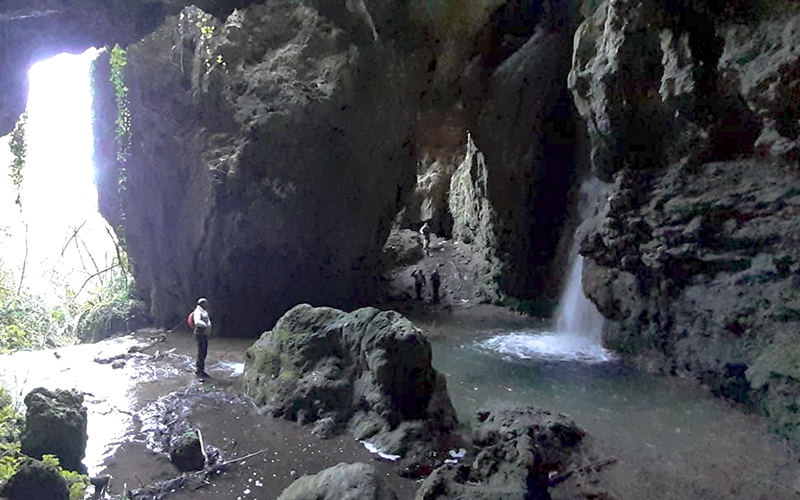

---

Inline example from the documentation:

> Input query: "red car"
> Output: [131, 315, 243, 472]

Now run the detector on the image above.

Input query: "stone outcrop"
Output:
[243, 304, 457, 459]
[460, 0, 580, 308]
[415, 401, 613, 500]
[574, 2, 800, 441]
[276, 462, 398, 500]
[92, 1, 418, 334]
[20, 388, 88, 473]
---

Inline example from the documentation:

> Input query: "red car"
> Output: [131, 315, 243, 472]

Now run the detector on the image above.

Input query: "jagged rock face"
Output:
[0, 0, 260, 137]
[575, 3, 800, 441]
[464, 0, 580, 306]
[243, 304, 457, 460]
[568, 0, 762, 180]
[92, 1, 418, 333]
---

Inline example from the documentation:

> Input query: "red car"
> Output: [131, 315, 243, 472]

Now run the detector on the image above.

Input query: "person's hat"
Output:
[197, 297, 208, 306]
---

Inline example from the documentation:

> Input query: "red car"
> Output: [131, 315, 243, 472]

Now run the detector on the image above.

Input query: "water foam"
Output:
[476, 256, 616, 364]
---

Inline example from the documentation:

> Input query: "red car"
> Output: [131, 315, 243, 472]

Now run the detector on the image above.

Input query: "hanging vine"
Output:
[109, 45, 131, 179]
[7, 111, 27, 210]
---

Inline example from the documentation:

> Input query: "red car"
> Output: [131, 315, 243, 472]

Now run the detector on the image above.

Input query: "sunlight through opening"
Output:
[0, 48, 116, 303]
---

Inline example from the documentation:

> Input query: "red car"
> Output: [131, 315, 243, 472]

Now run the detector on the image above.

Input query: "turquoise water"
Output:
[433, 331, 762, 456]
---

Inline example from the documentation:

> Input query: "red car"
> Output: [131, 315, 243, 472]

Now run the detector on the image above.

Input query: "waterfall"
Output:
[476, 180, 615, 363]
[555, 255, 604, 341]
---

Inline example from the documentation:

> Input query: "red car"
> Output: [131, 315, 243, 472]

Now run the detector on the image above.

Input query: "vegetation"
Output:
[0, 229, 145, 352]
[110, 45, 130, 170]
[7, 112, 27, 210]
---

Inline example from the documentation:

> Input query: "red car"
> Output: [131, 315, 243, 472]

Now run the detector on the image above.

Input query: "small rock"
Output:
[169, 429, 206, 472]
[111, 359, 126, 369]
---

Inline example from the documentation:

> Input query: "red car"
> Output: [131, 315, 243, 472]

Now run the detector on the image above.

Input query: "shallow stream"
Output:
[1, 318, 799, 499]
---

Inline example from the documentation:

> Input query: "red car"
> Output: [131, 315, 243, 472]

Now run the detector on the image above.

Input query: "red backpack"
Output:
[187, 311, 194, 329]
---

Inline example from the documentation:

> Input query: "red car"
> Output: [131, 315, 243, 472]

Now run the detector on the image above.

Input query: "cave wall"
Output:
[91, 1, 420, 334]
[570, 0, 800, 440]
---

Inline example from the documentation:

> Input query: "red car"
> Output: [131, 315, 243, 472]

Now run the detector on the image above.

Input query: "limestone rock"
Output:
[20, 388, 88, 473]
[467, 1, 579, 305]
[276, 462, 397, 500]
[0, 458, 69, 500]
[243, 304, 457, 459]
[415, 401, 612, 500]
[169, 429, 206, 472]
[581, 156, 800, 441]
[92, 1, 418, 335]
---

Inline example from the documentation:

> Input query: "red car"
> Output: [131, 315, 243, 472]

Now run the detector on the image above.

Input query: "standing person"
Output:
[419, 221, 432, 254]
[412, 268, 426, 301]
[192, 297, 212, 379]
[431, 268, 441, 304]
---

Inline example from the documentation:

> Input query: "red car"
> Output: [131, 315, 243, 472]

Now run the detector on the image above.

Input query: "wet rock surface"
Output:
[20, 388, 88, 473]
[276, 462, 398, 500]
[415, 401, 613, 500]
[243, 304, 458, 460]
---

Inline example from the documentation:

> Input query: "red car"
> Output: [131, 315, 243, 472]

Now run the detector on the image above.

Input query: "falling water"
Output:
[477, 254, 615, 363]
[555, 255, 605, 340]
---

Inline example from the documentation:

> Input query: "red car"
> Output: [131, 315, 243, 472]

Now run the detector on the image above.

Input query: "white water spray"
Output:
[555, 255, 605, 341]
[478, 255, 615, 363]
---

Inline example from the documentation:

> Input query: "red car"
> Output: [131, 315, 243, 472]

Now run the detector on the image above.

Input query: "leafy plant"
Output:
[7, 112, 27, 210]
[41, 455, 91, 500]
[110, 45, 131, 169]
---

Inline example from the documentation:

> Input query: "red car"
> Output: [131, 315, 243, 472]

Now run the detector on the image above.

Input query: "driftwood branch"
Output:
[548, 458, 618, 487]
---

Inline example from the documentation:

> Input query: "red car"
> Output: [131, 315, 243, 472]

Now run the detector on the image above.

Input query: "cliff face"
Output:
[570, 0, 800, 439]
[92, 1, 418, 334]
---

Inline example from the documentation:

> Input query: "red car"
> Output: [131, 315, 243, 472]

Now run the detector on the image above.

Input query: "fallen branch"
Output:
[548, 457, 618, 487]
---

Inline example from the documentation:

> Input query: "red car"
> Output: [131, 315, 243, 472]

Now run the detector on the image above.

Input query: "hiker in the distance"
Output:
[191, 297, 212, 379]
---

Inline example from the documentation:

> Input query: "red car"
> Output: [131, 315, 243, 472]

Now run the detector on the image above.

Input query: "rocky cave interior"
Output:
[3, 0, 800, 499]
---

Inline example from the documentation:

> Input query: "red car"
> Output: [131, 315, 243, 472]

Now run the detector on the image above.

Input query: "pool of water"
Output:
[431, 329, 800, 499]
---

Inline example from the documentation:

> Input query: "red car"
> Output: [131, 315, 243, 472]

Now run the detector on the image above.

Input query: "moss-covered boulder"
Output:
[20, 388, 88, 473]
[244, 304, 457, 459]
[0, 458, 69, 500]
[276, 462, 397, 500]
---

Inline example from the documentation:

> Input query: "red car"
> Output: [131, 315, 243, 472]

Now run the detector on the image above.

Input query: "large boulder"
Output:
[20, 388, 88, 473]
[91, 1, 418, 335]
[277, 462, 397, 500]
[0, 458, 69, 500]
[415, 401, 613, 500]
[243, 304, 457, 459]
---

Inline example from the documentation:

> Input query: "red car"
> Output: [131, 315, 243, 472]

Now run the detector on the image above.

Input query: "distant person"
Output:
[431, 268, 441, 304]
[192, 297, 212, 379]
[412, 268, 426, 301]
[419, 221, 432, 254]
